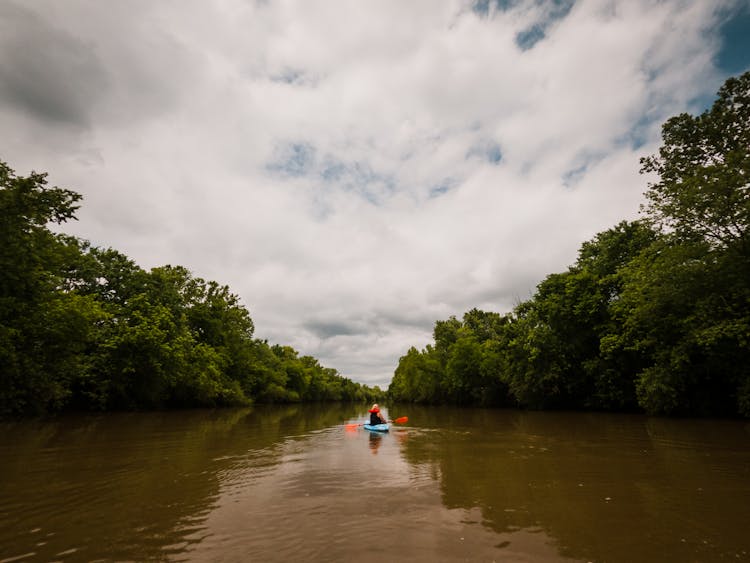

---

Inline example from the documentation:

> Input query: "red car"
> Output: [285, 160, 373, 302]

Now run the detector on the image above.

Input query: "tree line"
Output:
[0, 163, 381, 416]
[389, 71, 750, 417]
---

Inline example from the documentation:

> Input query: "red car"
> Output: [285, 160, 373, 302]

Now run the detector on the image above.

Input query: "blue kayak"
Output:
[363, 423, 389, 432]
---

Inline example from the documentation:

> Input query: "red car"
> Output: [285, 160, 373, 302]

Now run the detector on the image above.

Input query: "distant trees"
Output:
[389, 220, 657, 410]
[389, 71, 750, 418]
[0, 161, 379, 417]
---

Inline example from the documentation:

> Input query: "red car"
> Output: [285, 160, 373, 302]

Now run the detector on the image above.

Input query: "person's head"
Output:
[370, 403, 380, 413]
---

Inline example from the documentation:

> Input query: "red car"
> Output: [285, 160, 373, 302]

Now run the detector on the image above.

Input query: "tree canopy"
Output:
[0, 162, 380, 416]
[640, 72, 750, 252]
[389, 71, 750, 418]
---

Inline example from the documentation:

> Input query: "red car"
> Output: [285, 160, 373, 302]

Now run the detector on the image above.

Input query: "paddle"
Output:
[345, 416, 408, 430]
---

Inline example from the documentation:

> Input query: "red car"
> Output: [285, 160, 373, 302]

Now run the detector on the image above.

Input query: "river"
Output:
[1, 405, 749, 562]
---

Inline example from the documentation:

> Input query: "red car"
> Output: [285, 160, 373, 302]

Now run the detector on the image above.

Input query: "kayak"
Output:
[363, 423, 389, 432]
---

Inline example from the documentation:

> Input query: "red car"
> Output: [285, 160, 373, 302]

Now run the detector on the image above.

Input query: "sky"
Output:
[2, 0, 750, 389]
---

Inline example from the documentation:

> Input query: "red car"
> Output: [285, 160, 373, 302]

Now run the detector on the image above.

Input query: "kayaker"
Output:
[369, 404, 386, 425]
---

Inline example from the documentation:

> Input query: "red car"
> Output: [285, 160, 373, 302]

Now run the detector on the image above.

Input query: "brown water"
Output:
[1, 405, 749, 562]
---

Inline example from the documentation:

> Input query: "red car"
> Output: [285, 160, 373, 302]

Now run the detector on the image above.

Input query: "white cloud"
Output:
[0, 0, 740, 387]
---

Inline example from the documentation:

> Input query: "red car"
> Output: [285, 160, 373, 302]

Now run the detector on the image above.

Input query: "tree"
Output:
[428, 316, 458, 366]
[0, 161, 87, 415]
[389, 346, 442, 404]
[389, 73, 750, 417]
[611, 238, 750, 416]
[640, 71, 750, 253]
[1, 158, 380, 416]
[632, 71, 750, 416]
[499, 222, 655, 411]
[444, 334, 483, 404]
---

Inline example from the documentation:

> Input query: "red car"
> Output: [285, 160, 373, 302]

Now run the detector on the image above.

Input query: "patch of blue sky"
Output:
[562, 163, 587, 188]
[547, 0, 576, 19]
[487, 144, 503, 164]
[474, 0, 575, 21]
[516, 0, 575, 50]
[321, 156, 381, 186]
[472, 0, 520, 17]
[269, 145, 395, 205]
[686, 2, 750, 112]
[716, 3, 750, 75]
[266, 142, 316, 177]
[562, 151, 604, 188]
[516, 24, 545, 51]
[429, 178, 457, 198]
[617, 114, 654, 152]
[269, 68, 318, 86]
[320, 157, 348, 182]
[467, 139, 503, 164]
[340, 162, 396, 205]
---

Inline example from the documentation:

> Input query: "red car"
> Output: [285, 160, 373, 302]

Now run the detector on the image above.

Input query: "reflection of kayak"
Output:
[363, 423, 389, 432]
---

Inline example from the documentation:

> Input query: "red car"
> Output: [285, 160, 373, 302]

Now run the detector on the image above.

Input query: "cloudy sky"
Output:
[2, 0, 749, 388]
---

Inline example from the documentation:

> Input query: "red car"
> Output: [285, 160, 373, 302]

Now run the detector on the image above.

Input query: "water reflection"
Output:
[1, 405, 748, 562]
[0, 403, 363, 562]
[396, 406, 750, 562]
[185, 408, 527, 562]
[368, 431, 383, 454]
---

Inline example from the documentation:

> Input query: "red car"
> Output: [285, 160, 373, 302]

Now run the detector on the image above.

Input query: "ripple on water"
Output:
[5, 408, 750, 562]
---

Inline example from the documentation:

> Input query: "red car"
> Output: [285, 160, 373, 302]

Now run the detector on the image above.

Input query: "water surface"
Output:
[1, 405, 748, 562]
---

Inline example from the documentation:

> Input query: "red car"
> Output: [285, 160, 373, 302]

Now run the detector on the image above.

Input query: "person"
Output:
[368, 404, 386, 425]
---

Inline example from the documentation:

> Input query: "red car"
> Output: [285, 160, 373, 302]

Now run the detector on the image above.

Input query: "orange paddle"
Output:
[345, 416, 408, 429]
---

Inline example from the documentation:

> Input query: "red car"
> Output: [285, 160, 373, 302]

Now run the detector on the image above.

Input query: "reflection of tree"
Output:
[0, 403, 363, 562]
[395, 406, 750, 562]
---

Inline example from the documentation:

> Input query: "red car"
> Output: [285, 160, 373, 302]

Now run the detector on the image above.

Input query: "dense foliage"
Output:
[389, 72, 750, 417]
[0, 163, 380, 416]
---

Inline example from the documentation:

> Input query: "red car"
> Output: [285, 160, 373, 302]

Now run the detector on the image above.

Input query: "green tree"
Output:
[631, 71, 750, 416]
[0, 161, 88, 415]
[612, 235, 750, 417]
[501, 301, 567, 409]
[444, 333, 483, 404]
[501, 221, 656, 410]
[640, 71, 750, 253]
[433, 316, 462, 367]
[1, 158, 380, 416]
[390, 72, 750, 417]
[393, 345, 443, 403]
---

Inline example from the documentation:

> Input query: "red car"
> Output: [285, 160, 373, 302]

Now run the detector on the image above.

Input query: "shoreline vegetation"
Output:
[0, 166, 382, 417]
[388, 72, 750, 418]
[2, 72, 748, 419]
